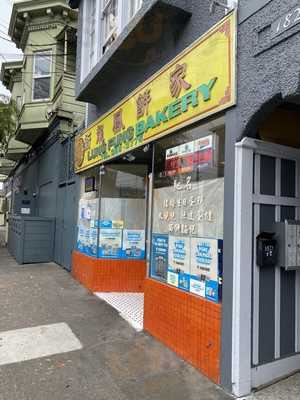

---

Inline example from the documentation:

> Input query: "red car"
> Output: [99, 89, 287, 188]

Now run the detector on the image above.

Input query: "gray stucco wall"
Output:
[238, 0, 300, 137]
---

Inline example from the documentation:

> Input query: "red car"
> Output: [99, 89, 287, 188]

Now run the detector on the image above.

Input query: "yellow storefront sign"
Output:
[75, 12, 236, 173]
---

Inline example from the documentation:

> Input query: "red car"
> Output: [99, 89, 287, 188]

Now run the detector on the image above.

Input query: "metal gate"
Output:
[54, 137, 78, 271]
[232, 138, 300, 397]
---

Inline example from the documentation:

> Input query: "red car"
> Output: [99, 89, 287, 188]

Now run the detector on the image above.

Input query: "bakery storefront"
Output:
[73, 13, 236, 384]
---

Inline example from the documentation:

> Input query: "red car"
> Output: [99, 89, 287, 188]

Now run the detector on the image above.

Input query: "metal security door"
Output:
[232, 138, 300, 397]
[61, 181, 77, 271]
[54, 137, 78, 271]
[54, 185, 65, 266]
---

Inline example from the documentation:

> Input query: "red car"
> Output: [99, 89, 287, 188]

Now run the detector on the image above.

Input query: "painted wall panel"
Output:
[259, 204, 275, 363]
[260, 155, 275, 195]
[280, 269, 296, 357]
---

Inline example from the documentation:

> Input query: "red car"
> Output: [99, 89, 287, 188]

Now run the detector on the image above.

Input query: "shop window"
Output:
[99, 164, 147, 259]
[76, 170, 100, 258]
[150, 126, 225, 303]
[80, 0, 144, 81]
[76, 164, 148, 260]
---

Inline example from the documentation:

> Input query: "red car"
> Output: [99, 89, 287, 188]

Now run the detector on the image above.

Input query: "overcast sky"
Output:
[0, 0, 23, 96]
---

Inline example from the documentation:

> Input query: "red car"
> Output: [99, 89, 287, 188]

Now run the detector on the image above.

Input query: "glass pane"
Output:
[34, 53, 51, 76]
[150, 125, 225, 303]
[103, 0, 117, 41]
[77, 172, 99, 258]
[33, 77, 51, 100]
[99, 164, 147, 259]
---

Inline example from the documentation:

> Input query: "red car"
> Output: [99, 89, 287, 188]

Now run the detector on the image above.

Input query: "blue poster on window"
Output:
[76, 225, 85, 253]
[86, 228, 98, 258]
[100, 220, 113, 228]
[98, 229, 122, 259]
[151, 234, 169, 280]
[168, 236, 190, 291]
[190, 238, 223, 302]
[122, 230, 145, 259]
[205, 280, 219, 302]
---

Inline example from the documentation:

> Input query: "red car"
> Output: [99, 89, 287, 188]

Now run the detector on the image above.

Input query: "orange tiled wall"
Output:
[72, 250, 146, 292]
[144, 278, 222, 383]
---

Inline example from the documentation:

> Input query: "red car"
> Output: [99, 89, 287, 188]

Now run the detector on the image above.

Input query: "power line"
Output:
[0, 28, 10, 37]
[0, 35, 14, 44]
[0, 52, 75, 57]
[0, 22, 9, 30]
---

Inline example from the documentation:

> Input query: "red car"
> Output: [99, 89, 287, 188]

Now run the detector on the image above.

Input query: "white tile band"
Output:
[95, 292, 144, 332]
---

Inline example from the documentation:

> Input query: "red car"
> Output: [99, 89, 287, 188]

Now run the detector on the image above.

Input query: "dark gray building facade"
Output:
[70, 0, 300, 396]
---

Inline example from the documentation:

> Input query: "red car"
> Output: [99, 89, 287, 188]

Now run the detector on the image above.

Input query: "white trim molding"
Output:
[231, 138, 255, 397]
[252, 353, 300, 388]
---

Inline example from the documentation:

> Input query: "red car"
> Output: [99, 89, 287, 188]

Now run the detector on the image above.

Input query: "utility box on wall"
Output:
[8, 214, 55, 264]
[273, 220, 300, 270]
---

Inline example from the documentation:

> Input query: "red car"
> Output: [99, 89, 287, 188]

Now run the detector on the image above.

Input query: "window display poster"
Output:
[190, 238, 222, 302]
[168, 236, 190, 291]
[99, 229, 122, 258]
[165, 145, 180, 176]
[190, 278, 206, 298]
[122, 229, 145, 259]
[77, 225, 86, 253]
[178, 141, 194, 174]
[86, 228, 98, 258]
[205, 280, 219, 303]
[151, 234, 169, 280]
[100, 220, 124, 229]
[190, 238, 218, 282]
[193, 135, 214, 170]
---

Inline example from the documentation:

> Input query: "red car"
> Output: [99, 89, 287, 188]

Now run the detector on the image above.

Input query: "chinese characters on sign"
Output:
[169, 63, 192, 98]
[96, 125, 104, 144]
[113, 109, 125, 134]
[136, 89, 152, 119]
[158, 177, 215, 236]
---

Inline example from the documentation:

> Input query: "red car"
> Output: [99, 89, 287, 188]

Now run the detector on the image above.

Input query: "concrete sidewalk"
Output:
[0, 247, 231, 400]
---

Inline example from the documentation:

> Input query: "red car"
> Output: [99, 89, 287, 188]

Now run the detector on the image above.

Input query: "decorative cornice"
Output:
[27, 23, 58, 32]
[9, 2, 78, 49]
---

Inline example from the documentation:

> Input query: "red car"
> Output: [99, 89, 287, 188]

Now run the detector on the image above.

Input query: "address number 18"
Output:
[271, 7, 300, 38]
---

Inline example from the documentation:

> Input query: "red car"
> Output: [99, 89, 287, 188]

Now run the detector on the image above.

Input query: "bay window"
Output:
[81, 0, 143, 81]
[32, 51, 51, 101]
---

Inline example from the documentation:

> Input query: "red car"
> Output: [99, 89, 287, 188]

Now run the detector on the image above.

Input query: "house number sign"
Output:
[271, 6, 300, 38]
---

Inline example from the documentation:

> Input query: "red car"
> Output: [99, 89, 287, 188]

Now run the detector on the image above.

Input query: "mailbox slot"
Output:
[256, 232, 277, 267]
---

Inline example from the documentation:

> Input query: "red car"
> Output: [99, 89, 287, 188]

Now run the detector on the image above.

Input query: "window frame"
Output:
[129, 0, 142, 20]
[89, 0, 97, 70]
[100, 0, 121, 55]
[32, 50, 52, 102]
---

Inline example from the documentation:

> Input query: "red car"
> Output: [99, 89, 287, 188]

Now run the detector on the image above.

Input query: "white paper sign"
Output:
[190, 237, 218, 282]
[168, 235, 190, 274]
